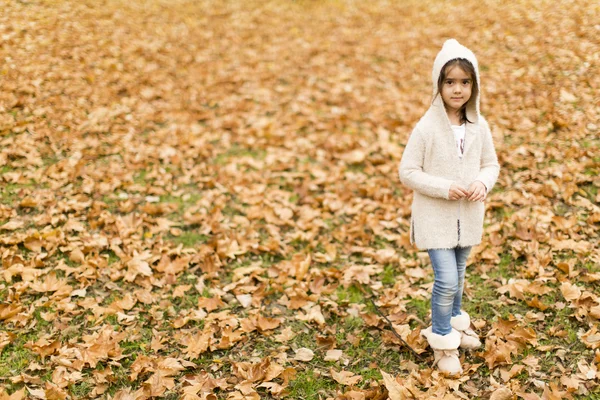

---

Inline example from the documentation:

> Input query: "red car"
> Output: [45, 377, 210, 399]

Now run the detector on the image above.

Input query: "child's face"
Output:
[441, 65, 473, 115]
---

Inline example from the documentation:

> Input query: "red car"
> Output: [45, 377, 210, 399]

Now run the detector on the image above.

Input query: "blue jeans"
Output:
[427, 246, 472, 335]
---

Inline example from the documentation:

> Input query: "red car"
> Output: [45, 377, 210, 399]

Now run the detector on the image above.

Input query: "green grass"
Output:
[214, 144, 266, 165]
[335, 284, 365, 304]
[169, 231, 208, 248]
[0, 345, 35, 379]
[406, 298, 430, 322]
[380, 264, 398, 285]
[287, 369, 336, 399]
[69, 380, 94, 398]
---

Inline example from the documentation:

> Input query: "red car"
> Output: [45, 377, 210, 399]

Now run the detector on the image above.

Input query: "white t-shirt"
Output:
[451, 124, 466, 158]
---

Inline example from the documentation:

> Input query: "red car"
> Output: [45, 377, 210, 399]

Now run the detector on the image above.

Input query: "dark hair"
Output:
[436, 58, 478, 124]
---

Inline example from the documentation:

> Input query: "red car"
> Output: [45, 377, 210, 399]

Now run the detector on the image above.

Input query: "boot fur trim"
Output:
[450, 311, 471, 331]
[421, 327, 461, 350]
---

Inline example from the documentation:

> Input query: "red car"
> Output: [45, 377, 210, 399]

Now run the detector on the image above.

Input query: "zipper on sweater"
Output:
[457, 211, 461, 244]
[457, 127, 465, 247]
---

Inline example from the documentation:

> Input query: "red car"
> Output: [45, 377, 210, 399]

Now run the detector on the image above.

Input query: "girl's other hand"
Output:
[448, 183, 469, 200]
[467, 181, 487, 202]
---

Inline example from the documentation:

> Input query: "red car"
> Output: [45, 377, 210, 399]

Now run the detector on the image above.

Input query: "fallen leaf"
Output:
[294, 348, 314, 362]
[330, 369, 362, 386]
[324, 349, 343, 362]
[490, 387, 512, 400]
[380, 370, 406, 400]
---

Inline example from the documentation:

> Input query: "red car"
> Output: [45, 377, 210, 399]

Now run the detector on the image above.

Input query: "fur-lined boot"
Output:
[450, 310, 481, 350]
[421, 327, 462, 375]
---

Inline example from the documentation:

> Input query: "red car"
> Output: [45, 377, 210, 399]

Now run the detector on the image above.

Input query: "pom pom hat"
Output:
[431, 39, 481, 124]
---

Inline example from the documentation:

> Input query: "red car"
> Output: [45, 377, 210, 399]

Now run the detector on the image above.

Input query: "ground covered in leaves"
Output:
[1, 0, 599, 399]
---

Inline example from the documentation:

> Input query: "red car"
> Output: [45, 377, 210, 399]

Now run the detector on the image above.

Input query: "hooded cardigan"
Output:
[399, 39, 500, 250]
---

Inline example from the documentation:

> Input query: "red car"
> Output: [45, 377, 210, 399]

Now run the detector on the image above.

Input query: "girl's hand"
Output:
[448, 183, 469, 200]
[467, 181, 487, 202]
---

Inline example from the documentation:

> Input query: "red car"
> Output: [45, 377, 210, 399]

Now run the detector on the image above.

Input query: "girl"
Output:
[399, 39, 500, 375]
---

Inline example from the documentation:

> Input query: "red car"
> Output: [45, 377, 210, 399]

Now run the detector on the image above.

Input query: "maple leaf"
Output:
[296, 304, 326, 326]
[331, 369, 362, 386]
[232, 358, 270, 383]
[157, 357, 186, 377]
[560, 282, 582, 301]
[380, 370, 409, 400]
[143, 372, 175, 398]
[24, 336, 60, 358]
[181, 328, 214, 360]
[0, 219, 24, 231]
[482, 337, 517, 369]
[0, 304, 22, 321]
[497, 279, 527, 300]
[256, 314, 281, 332]
[30, 272, 70, 294]
[341, 264, 383, 288]
[274, 326, 296, 343]
[124, 250, 154, 282]
[489, 387, 512, 400]
[198, 296, 225, 312]
[0, 388, 26, 400]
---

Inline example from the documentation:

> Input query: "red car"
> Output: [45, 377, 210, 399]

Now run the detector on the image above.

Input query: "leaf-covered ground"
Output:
[1, 0, 599, 399]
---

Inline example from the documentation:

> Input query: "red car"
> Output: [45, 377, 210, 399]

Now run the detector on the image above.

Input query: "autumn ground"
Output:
[0, 0, 599, 399]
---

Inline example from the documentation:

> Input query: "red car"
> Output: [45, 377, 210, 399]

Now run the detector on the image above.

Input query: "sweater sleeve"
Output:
[474, 120, 500, 193]
[398, 128, 454, 199]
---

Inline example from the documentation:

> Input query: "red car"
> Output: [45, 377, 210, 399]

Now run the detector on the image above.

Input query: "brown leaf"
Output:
[232, 358, 270, 383]
[274, 327, 296, 343]
[500, 364, 524, 382]
[30, 272, 70, 293]
[560, 282, 582, 301]
[380, 370, 407, 400]
[0, 304, 22, 321]
[294, 348, 314, 362]
[44, 382, 67, 400]
[256, 314, 281, 332]
[69, 247, 85, 264]
[324, 349, 343, 361]
[197, 296, 225, 312]
[0, 220, 24, 231]
[490, 387, 512, 400]
[526, 297, 549, 311]
[330, 369, 362, 386]
[25, 337, 60, 358]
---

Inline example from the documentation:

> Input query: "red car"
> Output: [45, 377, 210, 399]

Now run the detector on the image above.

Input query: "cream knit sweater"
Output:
[399, 39, 500, 250]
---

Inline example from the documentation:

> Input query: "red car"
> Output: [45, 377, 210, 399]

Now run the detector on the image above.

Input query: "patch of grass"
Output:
[467, 274, 503, 322]
[133, 169, 149, 185]
[287, 369, 336, 399]
[105, 364, 143, 398]
[406, 297, 429, 322]
[0, 343, 36, 378]
[158, 191, 203, 214]
[172, 291, 201, 311]
[214, 145, 266, 165]
[380, 264, 398, 285]
[32, 307, 54, 330]
[335, 284, 364, 304]
[101, 249, 120, 265]
[169, 231, 208, 248]
[121, 338, 152, 356]
[0, 181, 38, 206]
[577, 387, 600, 399]
[69, 380, 94, 398]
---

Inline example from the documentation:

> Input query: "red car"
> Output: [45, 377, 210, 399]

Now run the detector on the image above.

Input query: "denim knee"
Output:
[433, 279, 459, 298]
